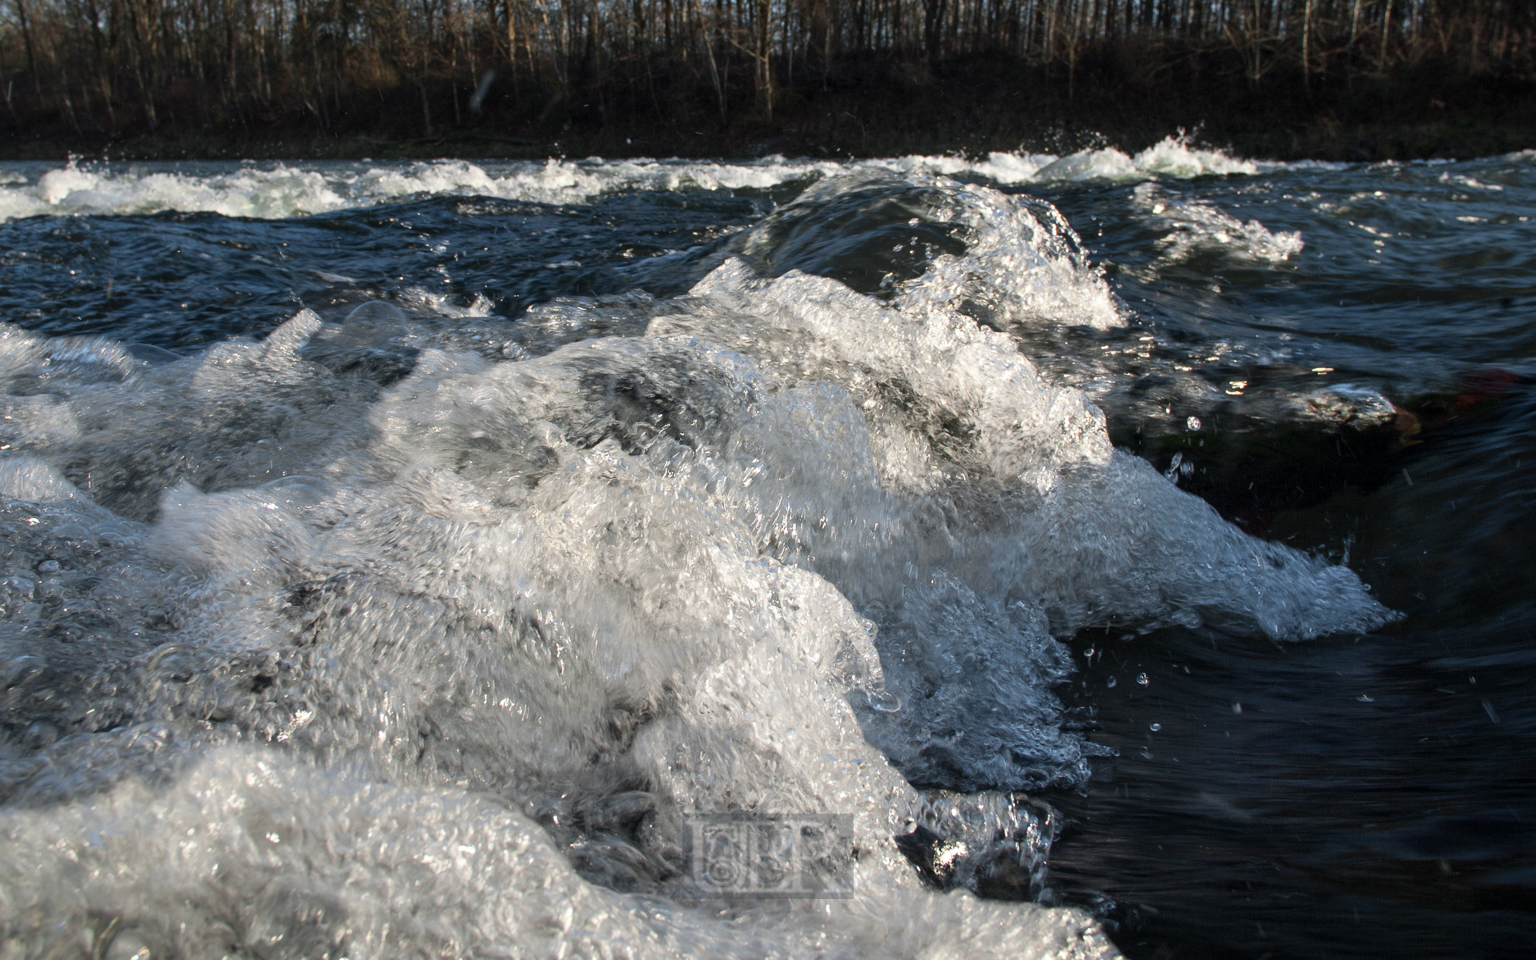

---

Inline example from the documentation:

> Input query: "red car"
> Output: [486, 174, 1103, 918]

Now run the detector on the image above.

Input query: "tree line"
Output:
[1, 0, 1532, 144]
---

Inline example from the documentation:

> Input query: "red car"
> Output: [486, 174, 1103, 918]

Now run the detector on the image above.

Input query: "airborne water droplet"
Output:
[1149, 723, 1162, 732]
[1106, 676, 1118, 688]
[1136, 672, 1149, 686]
[865, 688, 902, 713]
[1164, 451, 1184, 481]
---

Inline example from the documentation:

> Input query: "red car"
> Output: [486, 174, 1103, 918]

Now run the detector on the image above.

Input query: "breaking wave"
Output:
[0, 137, 1266, 222]
[0, 169, 1395, 960]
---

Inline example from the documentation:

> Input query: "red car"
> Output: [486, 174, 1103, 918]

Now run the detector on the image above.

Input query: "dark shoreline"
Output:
[5, 59, 1533, 165]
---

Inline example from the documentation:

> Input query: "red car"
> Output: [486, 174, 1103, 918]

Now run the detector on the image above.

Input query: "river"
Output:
[0, 141, 1530, 960]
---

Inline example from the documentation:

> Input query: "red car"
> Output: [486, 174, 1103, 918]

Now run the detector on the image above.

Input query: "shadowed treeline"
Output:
[0, 0, 1532, 156]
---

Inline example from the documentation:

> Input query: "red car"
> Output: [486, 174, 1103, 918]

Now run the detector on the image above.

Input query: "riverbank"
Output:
[4, 54, 1533, 165]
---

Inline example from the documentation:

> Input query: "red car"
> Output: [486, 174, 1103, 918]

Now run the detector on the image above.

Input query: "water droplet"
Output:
[1186, 416, 1202, 431]
[1106, 676, 1118, 688]
[1164, 451, 1184, 481]
[1136, 672, 1149, 686]
[1149, 723, 1162, 732]
[865, 688, 902, 713]
[1232, 702, 1243, 714]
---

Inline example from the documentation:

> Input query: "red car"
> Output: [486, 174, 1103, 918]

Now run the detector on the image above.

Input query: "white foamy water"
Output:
[1132, 182, 1305, 267]
[0, 137, 1267, 222]
[0, 167, 1397, 960]
[719, 171, 1126, 330]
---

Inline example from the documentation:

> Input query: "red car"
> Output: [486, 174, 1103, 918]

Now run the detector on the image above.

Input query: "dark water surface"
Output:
[1, 147, 1531, 959]
[1041, 159, 1536, 960]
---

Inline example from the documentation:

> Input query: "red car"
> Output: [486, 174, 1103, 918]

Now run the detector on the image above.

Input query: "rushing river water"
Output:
[0, 141, 1530, 960]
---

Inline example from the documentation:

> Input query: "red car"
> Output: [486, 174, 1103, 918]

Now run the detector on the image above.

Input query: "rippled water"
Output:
[0, 140, 1530, 960]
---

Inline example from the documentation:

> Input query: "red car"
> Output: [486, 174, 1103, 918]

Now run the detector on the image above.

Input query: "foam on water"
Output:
[0, 171, 1395, 959]
[1, 748, 1120, 960]
[714, 172, 1125, 330]
[885, 151, 1060, 184]
[5, 163, 351, 219]
[1130, 138, 1262, 178]
[0, 137, 1269, 223]
[1132, 182, 1305, 268]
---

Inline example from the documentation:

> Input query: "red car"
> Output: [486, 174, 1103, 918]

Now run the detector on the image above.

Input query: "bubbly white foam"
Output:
[1033, 148, 1141, 182]
[1132, 137, 1262, 178]
[1133, 182, 1304, 267]
[721, 171, 1125, 330]
[885, 151, 1060, 184]
[0, 748, 1118, 960]
[0, 137, 1268, 222]
[14, 162, 350, 219]
[893, 176, 1127, 330]
[0, 171, 1395, 959]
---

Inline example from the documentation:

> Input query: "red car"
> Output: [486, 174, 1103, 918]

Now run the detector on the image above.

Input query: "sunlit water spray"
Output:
[3, 145, 1529, 960]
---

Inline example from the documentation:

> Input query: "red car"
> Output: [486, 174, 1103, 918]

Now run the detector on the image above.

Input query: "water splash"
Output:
[0, 137, 1271, 223]
[1133, 182, 1304, 268]
[0, 170, 1397, 960]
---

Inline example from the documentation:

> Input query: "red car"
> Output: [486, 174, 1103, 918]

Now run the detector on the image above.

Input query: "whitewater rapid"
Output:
[0, 160, 1400, 960]
[0, 136, 1266, 223]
